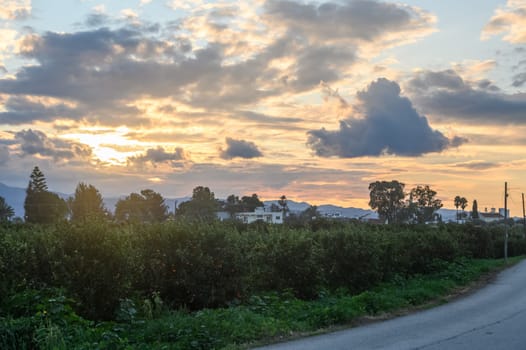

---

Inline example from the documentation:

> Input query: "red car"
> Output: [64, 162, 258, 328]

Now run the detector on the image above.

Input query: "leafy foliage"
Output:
[24, 167, 67, 224]
[368, 180, 406, 223]
[115, 189, 168, 223]
[69, 183, 107, 222]
[176, 186, 219, 222]
[224, 194, 242, 218]
[28, 166, 48, 192]
[134, 222, 245, 310]
[454, 195, 468, 222]
[141, 189, 169, 222]
[0, 258, 516, 350]
[278, 195, 288, 214]
[285, 205, 322, 228]
[0, 196, 14, 222]
[240, 194, 264, 212]
[1, 220, 526, 323]
[370, 182, 444, 224]
[409, 185, 443, 223]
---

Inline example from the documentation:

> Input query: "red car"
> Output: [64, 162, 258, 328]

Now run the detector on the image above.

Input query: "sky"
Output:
[0, 0, 526, 215]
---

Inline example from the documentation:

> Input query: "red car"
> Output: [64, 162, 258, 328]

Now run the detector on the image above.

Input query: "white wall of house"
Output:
[478, 208, 505, 223]
[479, 213, 503, 223]
[216, 211, 231, 221]
[235, 207, 283, 224]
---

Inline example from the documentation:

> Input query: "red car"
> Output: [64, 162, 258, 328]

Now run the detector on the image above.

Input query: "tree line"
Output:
[3, 166, 292, 224]
[0, 166, 480, 225]
[368, 180, 443, 224]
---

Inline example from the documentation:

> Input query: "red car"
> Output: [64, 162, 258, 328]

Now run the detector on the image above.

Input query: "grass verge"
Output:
[1, 257, 523, 350]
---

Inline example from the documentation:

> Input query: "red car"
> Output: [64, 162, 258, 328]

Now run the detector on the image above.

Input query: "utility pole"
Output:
[504, 182, 509, 263]
[522, 193, 525, 238]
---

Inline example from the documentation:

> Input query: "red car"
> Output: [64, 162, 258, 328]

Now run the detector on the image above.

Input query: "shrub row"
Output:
[1, 221, 525, 320]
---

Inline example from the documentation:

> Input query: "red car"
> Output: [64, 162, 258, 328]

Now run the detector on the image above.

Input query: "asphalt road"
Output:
[254, 260, 526, 350]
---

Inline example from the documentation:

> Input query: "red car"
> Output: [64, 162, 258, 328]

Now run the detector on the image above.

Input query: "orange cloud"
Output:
[482, 0, 526, 43]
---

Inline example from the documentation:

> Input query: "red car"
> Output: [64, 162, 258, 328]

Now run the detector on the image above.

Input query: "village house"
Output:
[234, 207, 283, 224]
[479, 208, 508, 223]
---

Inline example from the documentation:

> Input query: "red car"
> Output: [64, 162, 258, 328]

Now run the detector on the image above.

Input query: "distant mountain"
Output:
[0, 183, 71, 218]
[102, 196, 191, 215]
[318, 205, 377, 219]
[0, 183, 26, 218]
[263, 200, 377, 219]
[264, 200, 310, 212]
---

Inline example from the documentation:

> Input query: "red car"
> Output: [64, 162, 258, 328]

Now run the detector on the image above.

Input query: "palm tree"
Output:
[454, 196, 462, 223]
[0, 196, 14, 221]
[460, 197, 468, 222]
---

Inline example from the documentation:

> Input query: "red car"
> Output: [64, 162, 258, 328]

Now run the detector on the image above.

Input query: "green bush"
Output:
[0, 224, 55, 299]
[244, 227, 323, 299]
[1, 220, 526, 323]
[317, 228, 384, 293]
[133, 222, 246, 310]
[49, 221, 134, 320]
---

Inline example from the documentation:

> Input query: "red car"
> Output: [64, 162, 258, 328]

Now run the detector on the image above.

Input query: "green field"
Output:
[1, 220, 524, 349]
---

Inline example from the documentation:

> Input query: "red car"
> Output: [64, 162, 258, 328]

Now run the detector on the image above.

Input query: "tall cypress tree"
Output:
[29, 166, 48, 192]
[472, 199, 479, 219]
[24, 166, 67, 223]
[25, 166, 47, 222]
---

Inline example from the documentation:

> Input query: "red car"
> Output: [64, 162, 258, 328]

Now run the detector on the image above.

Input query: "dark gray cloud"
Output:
[0, 27, 194, 112]
[237, 111, 302, 124]
[0, 25, 283, 120]
[453, 161, 500, 170]
[265, 0, 432, 42]
[307, 78, 464, 158]
[0, 138, 16, 146]
[220, 138, 263, 160]
[14, 129, 92, 161]
[407, 69, 526, 124]
[0, 1, 434, 126]
[259, 0, 433, 91]
[291, 45, 355, 88]
[0, 0, 438, 125]
[85, 13, 111, 27]
[0, 95, 145, 126]
[476, 79, 500, 92]
[0, 96, 82, 124]
[512, 72, 526, 87]
[408, 69, 464, 91]
[459, 131, 526, 146]
[127, 146, 188, 167]
[0, 145, 9, 165]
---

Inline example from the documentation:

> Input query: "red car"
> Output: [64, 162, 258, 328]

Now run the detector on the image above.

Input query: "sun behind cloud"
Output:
[61, 127, 138, 166]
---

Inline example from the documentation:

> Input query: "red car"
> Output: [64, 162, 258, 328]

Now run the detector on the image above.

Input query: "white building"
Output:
[235, 207, 284, 224]
[216, 211, 231, 221]
[479, 208, 504, 223]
